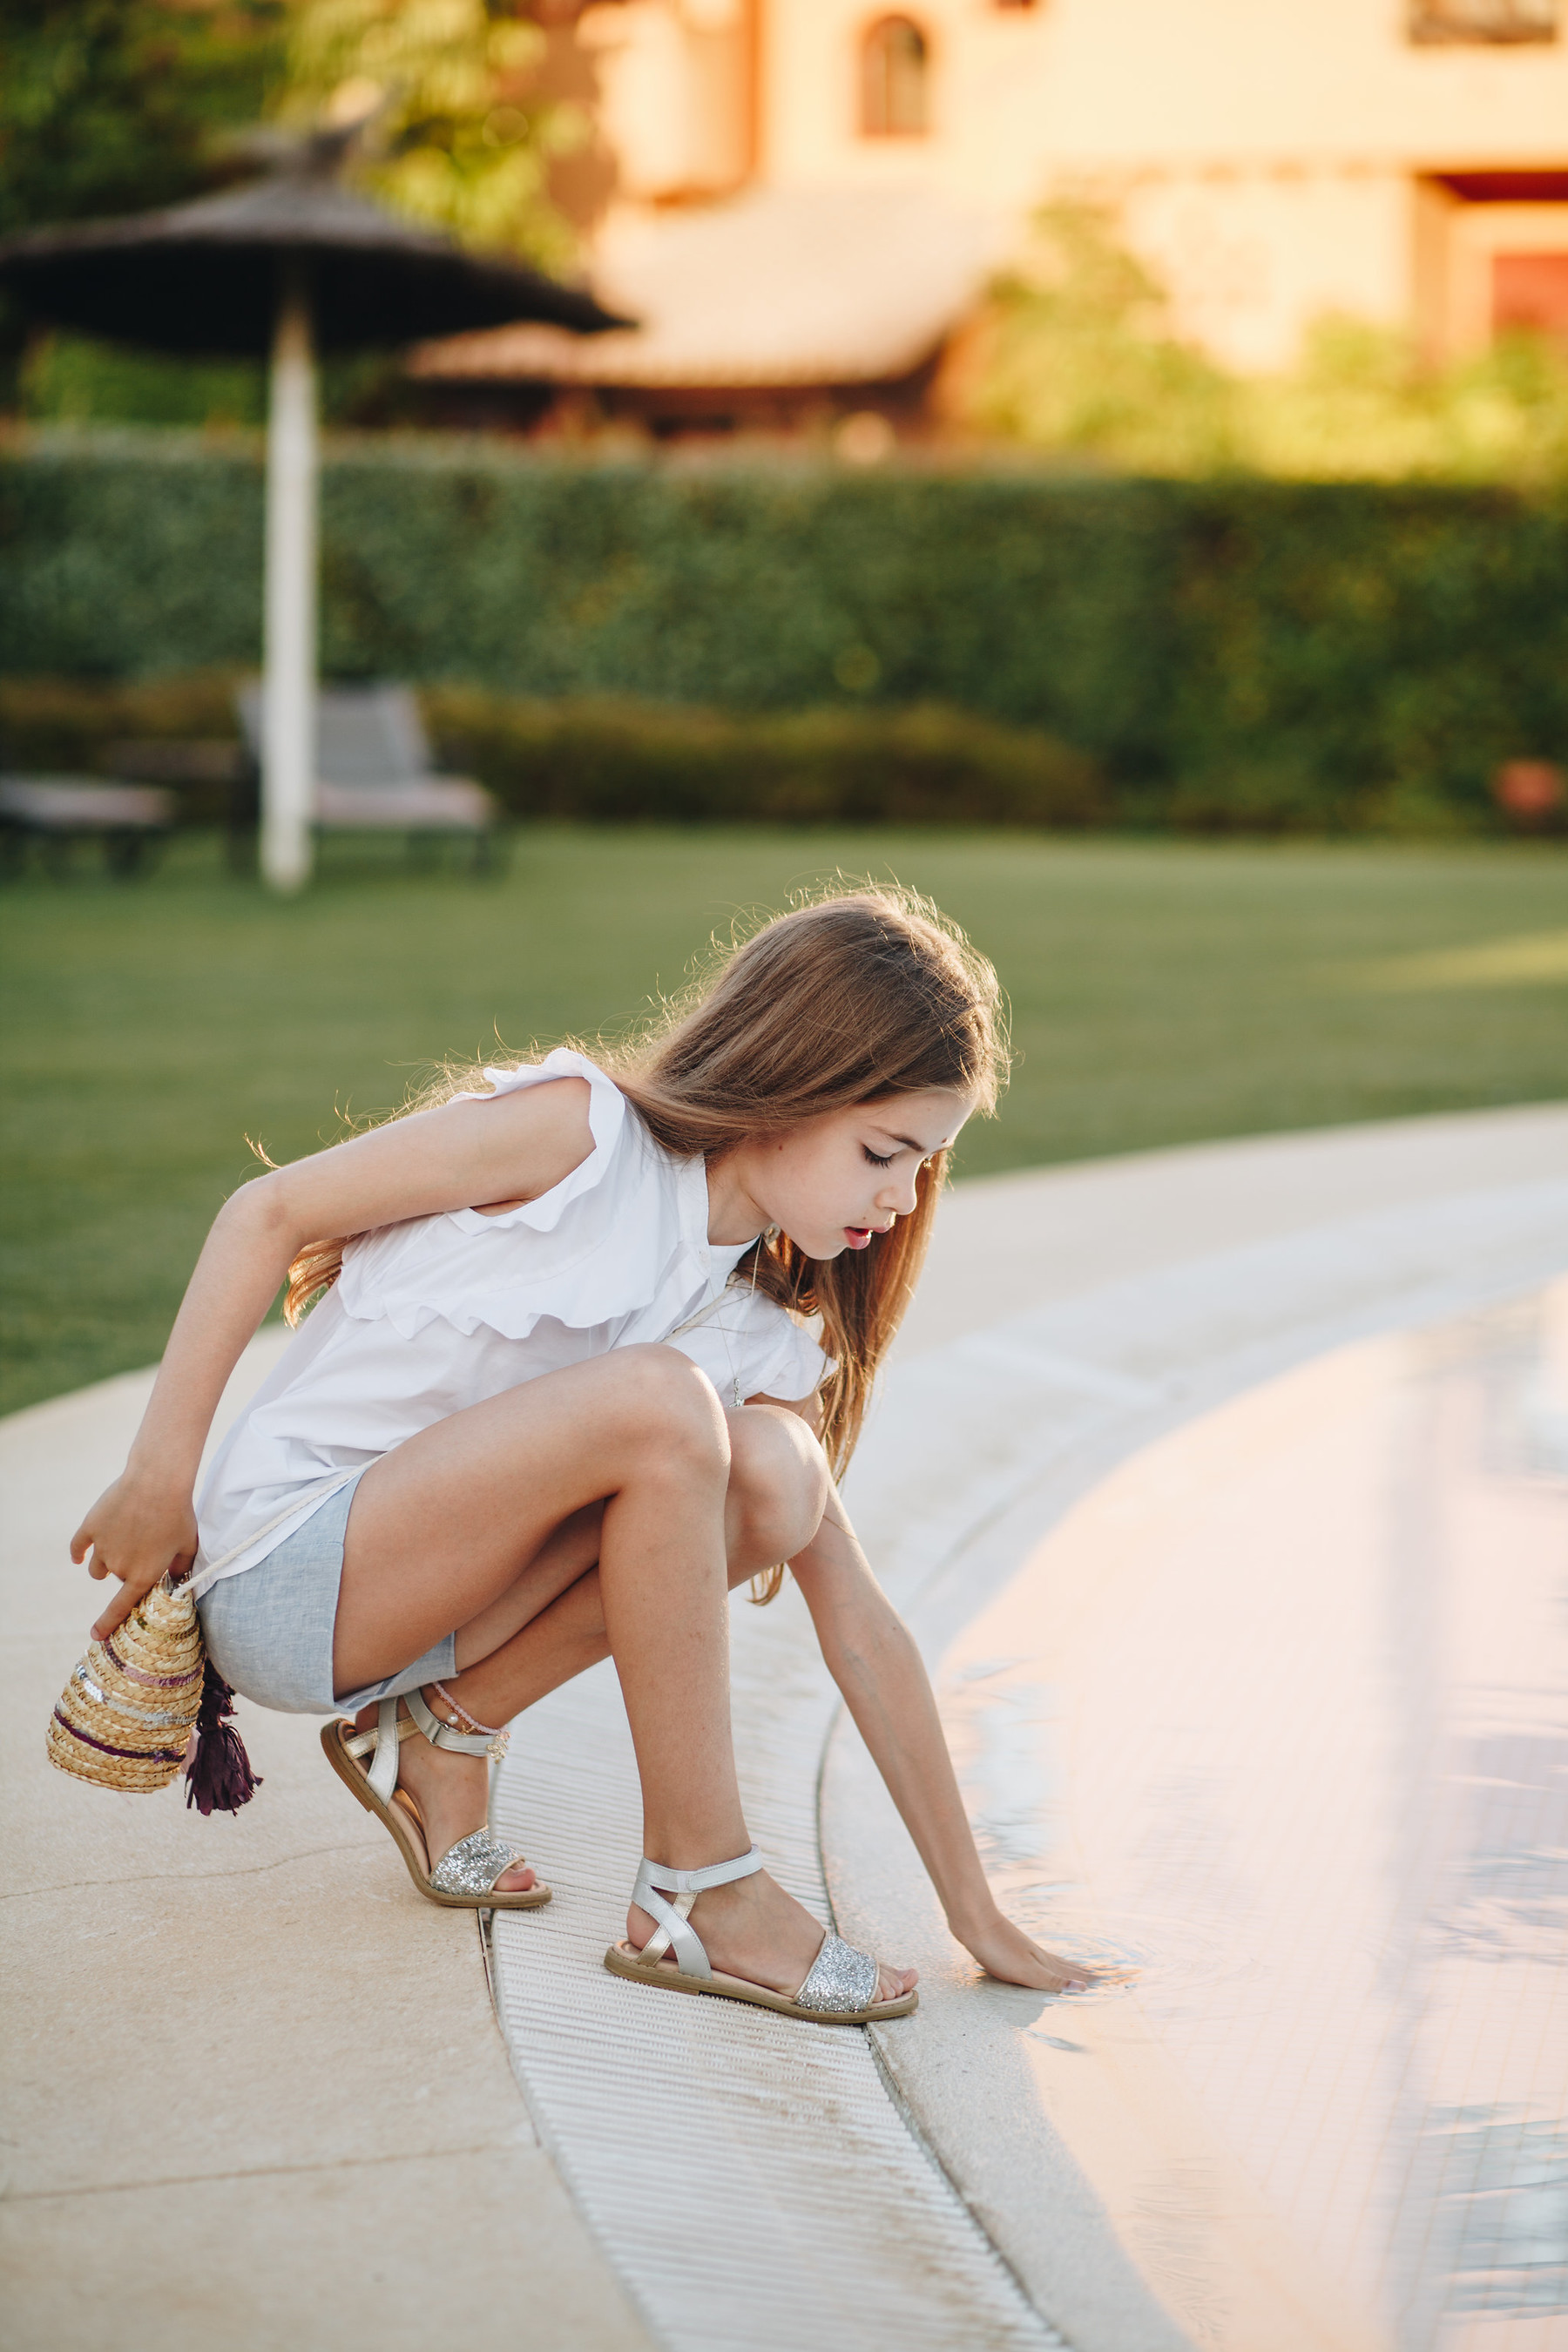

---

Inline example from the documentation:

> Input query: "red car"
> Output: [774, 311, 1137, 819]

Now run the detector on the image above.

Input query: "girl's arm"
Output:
[788, 1484, 1093, 1993]
[71, 1078, 595, 1639]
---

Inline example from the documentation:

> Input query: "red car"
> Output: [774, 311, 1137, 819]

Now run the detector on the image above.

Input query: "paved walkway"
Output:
[2, 1352, 647, 2352]
[4, 1105, 1565, 2350]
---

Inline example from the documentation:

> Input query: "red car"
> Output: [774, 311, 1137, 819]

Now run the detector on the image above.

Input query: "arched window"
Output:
[861, 17, 929, 138]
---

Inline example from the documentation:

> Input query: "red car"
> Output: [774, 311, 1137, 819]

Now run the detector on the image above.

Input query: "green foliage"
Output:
[13, 337, 433, 430]
[423, 692, 1106, 828]
[0, 670, 1105, 828]
[1161, 482, 1568, 827]
[0, 669, 240, 765]
[0, 3, 580, 426]
[3, 431, 1567, 830]
[17, 335, 268, 429]
[0, 2, 285, 407]
[964, 203, 1568, 489]
[2, 431, 269, 675]
[0, 1, 284, 234]
[961, 203, 1242, 476]
[1240, 318, 1568, 489]
[282, 0, 585, 270]
[0, 436, 1186, 782]
[0, 2, 578, 265]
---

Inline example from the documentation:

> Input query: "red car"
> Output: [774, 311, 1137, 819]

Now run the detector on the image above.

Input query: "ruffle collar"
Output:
[335, 1050, 754, 1344]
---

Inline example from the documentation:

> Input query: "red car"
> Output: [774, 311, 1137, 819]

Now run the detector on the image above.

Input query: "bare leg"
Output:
[370, 1407, 821, 1889]
[332, 1355, 912, 1998]
[337, 1345, 745, 1878]
[446, 1403, 829, 1690]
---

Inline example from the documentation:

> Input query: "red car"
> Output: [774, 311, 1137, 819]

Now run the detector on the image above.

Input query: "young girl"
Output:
[72, 888, 1092, 2024]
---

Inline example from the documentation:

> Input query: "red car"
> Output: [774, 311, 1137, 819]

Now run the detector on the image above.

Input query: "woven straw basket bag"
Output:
[48, 1574, 260, 1814]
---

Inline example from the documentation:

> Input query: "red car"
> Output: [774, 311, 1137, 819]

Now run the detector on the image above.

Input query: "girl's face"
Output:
[714, 1088, 976, 1259]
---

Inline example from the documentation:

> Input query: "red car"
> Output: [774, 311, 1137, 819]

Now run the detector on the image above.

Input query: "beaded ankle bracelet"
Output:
[430, 1680, 510, 1757]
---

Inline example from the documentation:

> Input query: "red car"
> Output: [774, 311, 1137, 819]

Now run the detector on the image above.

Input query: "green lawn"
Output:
[3, 827, 1565, 1416]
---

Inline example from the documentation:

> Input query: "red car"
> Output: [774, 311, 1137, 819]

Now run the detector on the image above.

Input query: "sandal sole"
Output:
[604, 1940, 916, 2024]
[321, 1720, 551, 1911]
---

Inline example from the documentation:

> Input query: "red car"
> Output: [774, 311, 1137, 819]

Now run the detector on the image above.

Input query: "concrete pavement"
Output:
[4, 1104, 1565, 2349]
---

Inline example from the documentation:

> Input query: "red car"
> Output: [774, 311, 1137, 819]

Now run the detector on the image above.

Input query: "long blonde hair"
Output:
[284, 884, 1008, 1589]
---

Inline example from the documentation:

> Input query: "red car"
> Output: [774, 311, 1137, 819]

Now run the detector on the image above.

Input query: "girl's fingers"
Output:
[91, 1585, 141, 1639]
[85, 1546, 194, 1637]
[91, 1567, 156, 1639]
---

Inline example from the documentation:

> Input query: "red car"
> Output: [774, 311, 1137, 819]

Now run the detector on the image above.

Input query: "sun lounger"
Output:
[235, 684, 502, 871]
[100, 740, 253, 866]
[0, 776, 176, 875]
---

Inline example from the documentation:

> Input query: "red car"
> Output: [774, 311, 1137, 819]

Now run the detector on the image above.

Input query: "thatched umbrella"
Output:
[0, 132, 625, 888]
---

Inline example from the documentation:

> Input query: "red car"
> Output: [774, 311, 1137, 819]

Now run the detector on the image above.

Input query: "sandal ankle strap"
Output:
[631, 1845, 761, 1980]
[638, 1847, 761, 1900]
[342, 1698, 416, 1804]
[341, 1687, 507, 1807]
[405, 1684, 508, 1761]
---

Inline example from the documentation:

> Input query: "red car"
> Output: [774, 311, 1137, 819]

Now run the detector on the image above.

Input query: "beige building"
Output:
[593, 0, 1568, 362]
[416, 0, 1568, 431]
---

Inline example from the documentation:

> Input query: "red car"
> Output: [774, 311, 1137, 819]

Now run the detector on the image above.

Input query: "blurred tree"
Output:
[950, 202, 1242, 475]
[282, 1, 588, 270]
[0, 1, 285, 233]
[1241, 314, 1568, 487]
[2, 2, 589, 423]
[0, 2, 284, 409]
[951, 199, 1568, 485]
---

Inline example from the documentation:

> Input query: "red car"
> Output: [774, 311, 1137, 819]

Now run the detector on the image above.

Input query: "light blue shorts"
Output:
[197, 1474, 458, 1717]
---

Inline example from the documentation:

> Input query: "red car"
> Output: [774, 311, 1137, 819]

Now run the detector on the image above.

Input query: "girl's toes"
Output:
[497, 1861, 537, 1894]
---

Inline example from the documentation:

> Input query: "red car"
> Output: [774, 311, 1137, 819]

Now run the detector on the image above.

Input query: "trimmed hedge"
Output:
[0, 673, 1105, 828]
[423, 692, 1105, 826]
[3, 429, 1567, 829]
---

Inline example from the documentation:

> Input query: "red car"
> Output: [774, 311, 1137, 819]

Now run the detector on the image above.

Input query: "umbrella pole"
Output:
[260, 261, 318, 891]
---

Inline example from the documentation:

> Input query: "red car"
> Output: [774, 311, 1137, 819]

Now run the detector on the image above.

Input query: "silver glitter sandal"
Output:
[321, 1687, 551, 1911]
[603, 1845, 915, 2024]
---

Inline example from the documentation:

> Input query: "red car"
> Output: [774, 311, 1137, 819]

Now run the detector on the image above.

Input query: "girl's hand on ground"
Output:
[956, 1907, 1116, 1995]
[71, 1477, 198, 1639]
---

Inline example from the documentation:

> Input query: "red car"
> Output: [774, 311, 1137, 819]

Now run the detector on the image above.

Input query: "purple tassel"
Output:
[184, 1660, 261, 1815]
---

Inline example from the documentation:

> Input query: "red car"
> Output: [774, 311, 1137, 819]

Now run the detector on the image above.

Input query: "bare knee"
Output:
[613, 1345, 732, 1486]
[726, 1406, 830, 1570]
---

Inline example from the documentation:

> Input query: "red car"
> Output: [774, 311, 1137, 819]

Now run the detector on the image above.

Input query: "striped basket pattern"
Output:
[47, 1577, 206, 1793]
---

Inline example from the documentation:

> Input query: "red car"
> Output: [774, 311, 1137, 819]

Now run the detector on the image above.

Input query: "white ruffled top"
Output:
[192, 1051, 832, 1598]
